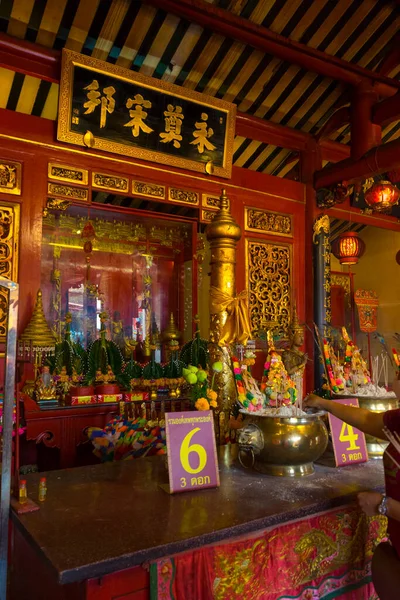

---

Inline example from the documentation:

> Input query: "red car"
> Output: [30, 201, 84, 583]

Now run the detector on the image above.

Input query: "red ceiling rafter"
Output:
[143, 0, 400, 97]
[0, 33, 59, 82]
[373, 91, 400, 126]
[314, 137, 400, 189]
[315, 107, 350, 141]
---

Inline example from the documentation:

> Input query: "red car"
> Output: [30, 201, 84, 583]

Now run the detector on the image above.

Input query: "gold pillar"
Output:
[206, 189, 241, 417]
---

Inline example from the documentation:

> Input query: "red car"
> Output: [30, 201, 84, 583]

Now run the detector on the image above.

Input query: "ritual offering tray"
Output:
[238, 409, 328, 477]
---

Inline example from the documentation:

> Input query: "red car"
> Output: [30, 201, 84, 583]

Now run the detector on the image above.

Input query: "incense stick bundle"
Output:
[377, 429, 400, 470]
[383, 426, 400, 452]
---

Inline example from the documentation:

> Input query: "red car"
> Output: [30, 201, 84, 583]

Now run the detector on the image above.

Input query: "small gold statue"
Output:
[34, 365, 57, 401]
[282, 303, 307, 401]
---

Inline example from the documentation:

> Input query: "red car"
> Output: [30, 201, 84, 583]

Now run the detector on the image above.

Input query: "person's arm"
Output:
[304, 394, 385, 439]
[358, 492, 400, 522]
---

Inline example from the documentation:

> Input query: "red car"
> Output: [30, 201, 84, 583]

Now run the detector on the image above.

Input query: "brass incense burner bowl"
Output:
[238, 410, 328, 477]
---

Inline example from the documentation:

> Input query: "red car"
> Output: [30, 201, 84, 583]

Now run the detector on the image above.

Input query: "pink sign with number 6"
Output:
[165, 411, 220, 494]
[328, 398, 368, 467]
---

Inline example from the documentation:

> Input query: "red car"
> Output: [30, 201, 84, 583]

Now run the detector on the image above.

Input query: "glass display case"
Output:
[40, 203, 197, 361]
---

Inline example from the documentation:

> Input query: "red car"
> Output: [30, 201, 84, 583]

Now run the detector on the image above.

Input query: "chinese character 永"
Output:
[159, 104, 184, 148]
[190, 113, 216, 154]
[124, 94, 153, 138]
[83, 80, 116, 129]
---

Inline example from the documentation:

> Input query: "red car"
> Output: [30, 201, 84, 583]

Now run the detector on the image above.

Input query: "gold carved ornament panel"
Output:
[246, 239, 291, 335]
[0, 161, 21, 196]
[0, 203, 20, 340]
[245, 208, 292, 237]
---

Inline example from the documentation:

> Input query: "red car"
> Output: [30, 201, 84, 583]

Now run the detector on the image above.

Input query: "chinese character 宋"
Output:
[124, 94, 153, 138]
[190, 113, 216, 154]
[159, 104, 184, 148]
[83, 80, 116, 129]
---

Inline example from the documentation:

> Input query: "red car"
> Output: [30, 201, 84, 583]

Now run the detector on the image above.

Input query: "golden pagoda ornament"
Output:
[18, 289, 56, 378]
[162, 313, 181, 361]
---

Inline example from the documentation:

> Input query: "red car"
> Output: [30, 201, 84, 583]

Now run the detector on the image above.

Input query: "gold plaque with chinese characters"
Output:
[245, 208, 292, 237]
[0, 161, 21, 196]
[48, 163, 88, 185]
[246, 239, 292, 335]
[58, 49, 236, 178]
[47, 182, 89, 202]
[0, 202, 20, 341]
[92, 172, 129, 193]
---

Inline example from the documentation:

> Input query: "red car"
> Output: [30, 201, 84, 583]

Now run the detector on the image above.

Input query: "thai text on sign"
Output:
[328, 398, 368, 466]
[165, 411, 220, 494]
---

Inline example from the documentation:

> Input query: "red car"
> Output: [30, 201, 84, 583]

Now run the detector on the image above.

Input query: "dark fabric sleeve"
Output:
[383, 408, 400, 432]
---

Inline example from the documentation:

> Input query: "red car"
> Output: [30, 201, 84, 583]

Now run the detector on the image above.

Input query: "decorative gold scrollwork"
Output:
[246, 240, 291, 335]
[92, 172, 129, 192]
[245, 208, 292, 236]
[48, 163, 88, 185]
[0, 203, 20, 340]
[169, 187, 199, 205]
[313, 214, 330, 244]
[47, 183, 89, 202]
[133, 181, 165, 198]
[0, 161, 21, 195]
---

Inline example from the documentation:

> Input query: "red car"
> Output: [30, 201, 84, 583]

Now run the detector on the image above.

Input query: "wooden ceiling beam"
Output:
[314, 137, 400, 189]
[0, 33, 59, 82]
[373, 91, 400, 126]
[236, 112, 350, 161]
[143, 0, 400, 97]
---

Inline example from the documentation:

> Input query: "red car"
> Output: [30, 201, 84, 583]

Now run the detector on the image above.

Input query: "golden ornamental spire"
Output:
[19, 289, 56, 348]
[205, 188, 241, 245]
[290, 301, 303, 333]
[161, 312, 181, 343]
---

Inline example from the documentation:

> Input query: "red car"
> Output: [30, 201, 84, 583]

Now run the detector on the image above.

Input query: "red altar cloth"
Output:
[150, 506, 386, 600]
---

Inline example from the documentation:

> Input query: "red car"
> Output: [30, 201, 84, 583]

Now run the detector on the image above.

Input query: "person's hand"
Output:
[357, 491, 383, 516]
[303, 393, 326, 411]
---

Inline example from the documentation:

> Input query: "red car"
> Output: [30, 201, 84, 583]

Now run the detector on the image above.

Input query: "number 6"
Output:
[180, 428, 207, 474]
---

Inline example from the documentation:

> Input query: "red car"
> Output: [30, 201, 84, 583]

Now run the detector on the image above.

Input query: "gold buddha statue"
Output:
[282, 303, 307, 401]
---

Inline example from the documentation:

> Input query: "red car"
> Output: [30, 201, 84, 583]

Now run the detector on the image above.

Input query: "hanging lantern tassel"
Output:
[82, 220, 96, 256]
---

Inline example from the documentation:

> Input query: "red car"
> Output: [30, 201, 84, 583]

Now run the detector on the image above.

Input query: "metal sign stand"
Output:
[0, 278, 19, 600]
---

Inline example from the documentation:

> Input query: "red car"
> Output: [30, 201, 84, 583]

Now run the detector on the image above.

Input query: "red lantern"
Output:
[331, 231, 365, 266]
[364, 180, 400, 213]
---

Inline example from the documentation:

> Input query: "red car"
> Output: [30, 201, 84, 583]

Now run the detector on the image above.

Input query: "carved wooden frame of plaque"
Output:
[0, 201, 20, 342]
[57, 49, 236, 179]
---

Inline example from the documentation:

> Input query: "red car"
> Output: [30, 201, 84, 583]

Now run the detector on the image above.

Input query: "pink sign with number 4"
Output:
[328, 398, 368, 467]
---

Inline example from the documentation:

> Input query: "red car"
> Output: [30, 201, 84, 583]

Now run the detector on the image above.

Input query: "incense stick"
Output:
[383, 426, 400, 455]
[376, 430, 400, 470]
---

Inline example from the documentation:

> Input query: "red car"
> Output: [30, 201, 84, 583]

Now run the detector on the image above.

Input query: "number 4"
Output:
[339, 422, 360, 451]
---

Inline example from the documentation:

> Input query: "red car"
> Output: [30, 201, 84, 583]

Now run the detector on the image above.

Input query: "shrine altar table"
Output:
[10, 446, 386, 600]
